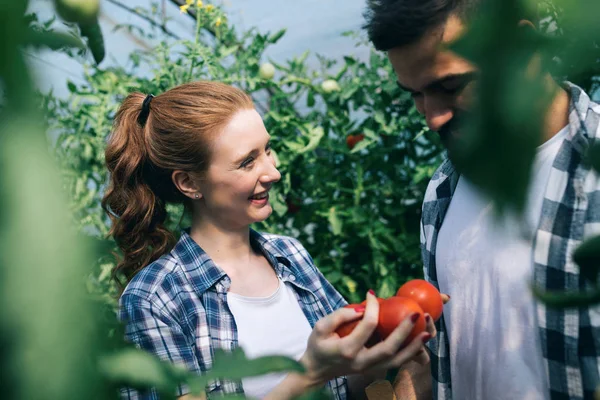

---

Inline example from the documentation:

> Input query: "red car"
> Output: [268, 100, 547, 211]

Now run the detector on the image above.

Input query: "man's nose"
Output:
[424, 97, 454, 132]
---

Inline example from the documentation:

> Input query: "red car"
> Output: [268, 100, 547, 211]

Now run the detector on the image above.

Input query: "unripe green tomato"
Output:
[321, 79, 341, 93]
[55, 0, 99, 24]
[259, 63, 276, 80]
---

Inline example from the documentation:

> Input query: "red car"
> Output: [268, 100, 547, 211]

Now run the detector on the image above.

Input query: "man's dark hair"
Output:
[364, 0, 481, 51]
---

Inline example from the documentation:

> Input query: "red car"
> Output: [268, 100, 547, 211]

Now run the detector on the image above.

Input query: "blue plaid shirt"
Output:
[421, 82, 600, 400]
[119, 229, 349, 399]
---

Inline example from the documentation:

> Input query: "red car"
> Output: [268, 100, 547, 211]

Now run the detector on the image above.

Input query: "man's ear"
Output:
[172, 170, 203, 200]
[517, 19, 543, 78]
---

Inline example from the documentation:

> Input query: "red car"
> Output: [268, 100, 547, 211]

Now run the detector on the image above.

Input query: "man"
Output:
[364, 1, 600, 399]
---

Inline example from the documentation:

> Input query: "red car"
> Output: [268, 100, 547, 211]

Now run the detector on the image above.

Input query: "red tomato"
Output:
[346, 134, 365, 150]
[376, 297, 426, 346]
[396, 279, 443, 322]
[335, 304, 380, 347]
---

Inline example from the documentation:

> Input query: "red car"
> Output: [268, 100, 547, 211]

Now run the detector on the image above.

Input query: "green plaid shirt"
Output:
[421, 82, 600, 400]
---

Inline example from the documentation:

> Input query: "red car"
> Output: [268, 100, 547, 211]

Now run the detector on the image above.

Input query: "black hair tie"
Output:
[137, 94, 154, 127]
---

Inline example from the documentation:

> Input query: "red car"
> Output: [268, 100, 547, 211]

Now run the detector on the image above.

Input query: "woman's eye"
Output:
[240, 158, 255, 168]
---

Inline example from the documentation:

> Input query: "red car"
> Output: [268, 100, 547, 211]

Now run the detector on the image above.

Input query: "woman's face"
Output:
[198, 108, 281, 229]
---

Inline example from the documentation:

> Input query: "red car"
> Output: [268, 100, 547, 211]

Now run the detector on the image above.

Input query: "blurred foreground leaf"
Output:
[210, 348, 304, 379]
[572, 235, 600, 284]
[449, 0, 548, 215]
[532, 285, 600, 308]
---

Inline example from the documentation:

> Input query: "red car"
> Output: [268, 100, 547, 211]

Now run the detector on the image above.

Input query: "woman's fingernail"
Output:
[422, 333, 432, 343]
[354, 306, 366, 313]
[411, 313, 420, 323]
[368, 289, 375, 296]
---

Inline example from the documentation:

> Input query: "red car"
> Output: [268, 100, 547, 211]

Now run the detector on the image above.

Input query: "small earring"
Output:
[194, 194, 200, 199]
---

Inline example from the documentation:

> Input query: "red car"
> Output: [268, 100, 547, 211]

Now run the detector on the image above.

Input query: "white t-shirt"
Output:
[227, 279, 312, 399]
[435, 125, 569, 400]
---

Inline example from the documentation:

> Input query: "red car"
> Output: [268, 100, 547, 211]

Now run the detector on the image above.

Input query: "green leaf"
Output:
[297, 126, 325, 154]
[586, 143, 600, 175]
[270, 190, 288, 217]
[79, 20, 105, 64]
[572, 235, 600, 284]
[446, 5, 548, 215]
[343, 56, 357, 65]
[24, 29, 86, 50]
[350, 138, 372, 154]
[307, 90, 315, 107]
[340, 84, 359, 101]
[296, 50, 310, 65]
[296, 388, 333, 400]
[378, 277, 397, 298]
[209, 348, 304, 380]
[531, 285, 600, 308]
[98, 349, 178, 392]
[267, 28, 287, 44]
[328, 206, 343, 236]
[219, 45, 239, 58]
[67, 81, 77, 93]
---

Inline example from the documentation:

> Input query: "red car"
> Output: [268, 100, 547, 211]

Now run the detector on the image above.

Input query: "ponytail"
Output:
[102, 93, 176, 289]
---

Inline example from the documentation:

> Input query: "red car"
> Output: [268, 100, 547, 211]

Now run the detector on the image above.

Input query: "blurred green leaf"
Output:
[328, 207, 343, 236]
[24, 28, 85, 50]
[448, 1, 549, 215]
[267, 28, 287, 44]
[1, 117, 103, 399]
[350, 138, 372, 154]
[532, 285, 600, 308]
[297, 126, 325, 154]
[79, 20, 105, 64]
[586, 143, 600, 175]
[295, 388, 333, 400]
[573, 235, 600, 284]
[99, 349, 180, 393]
[210, 348, 304, 380]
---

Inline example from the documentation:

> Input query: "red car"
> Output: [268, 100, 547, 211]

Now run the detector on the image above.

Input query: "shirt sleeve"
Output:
[119, 294, 202, 399]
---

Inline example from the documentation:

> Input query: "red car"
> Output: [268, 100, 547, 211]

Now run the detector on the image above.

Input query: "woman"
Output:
[102, 81, 433, 400]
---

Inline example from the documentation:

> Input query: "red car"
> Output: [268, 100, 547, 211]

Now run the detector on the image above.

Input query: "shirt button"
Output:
[289, 275, 296, 281]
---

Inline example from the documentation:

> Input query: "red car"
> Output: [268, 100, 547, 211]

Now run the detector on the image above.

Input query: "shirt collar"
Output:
[563, 81, 593, 155]
[170, 228, 294, 295]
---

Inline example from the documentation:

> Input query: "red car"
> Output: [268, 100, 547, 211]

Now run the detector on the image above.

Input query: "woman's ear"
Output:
[172, 170, 203, 200]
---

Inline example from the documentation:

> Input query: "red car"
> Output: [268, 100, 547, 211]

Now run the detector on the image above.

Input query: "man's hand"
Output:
[392, 292, 449, 399]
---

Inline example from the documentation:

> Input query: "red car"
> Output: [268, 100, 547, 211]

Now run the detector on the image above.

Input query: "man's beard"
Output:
[437, 111, 470, 151]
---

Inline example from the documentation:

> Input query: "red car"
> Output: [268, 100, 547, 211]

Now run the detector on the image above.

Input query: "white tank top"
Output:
[227, 279, 312, 399]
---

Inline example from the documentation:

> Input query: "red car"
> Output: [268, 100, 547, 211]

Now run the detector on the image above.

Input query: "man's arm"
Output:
[393, 359, 432, 400]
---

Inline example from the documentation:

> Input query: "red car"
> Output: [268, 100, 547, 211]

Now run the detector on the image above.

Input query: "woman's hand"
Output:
[299, 291, 431, 387]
